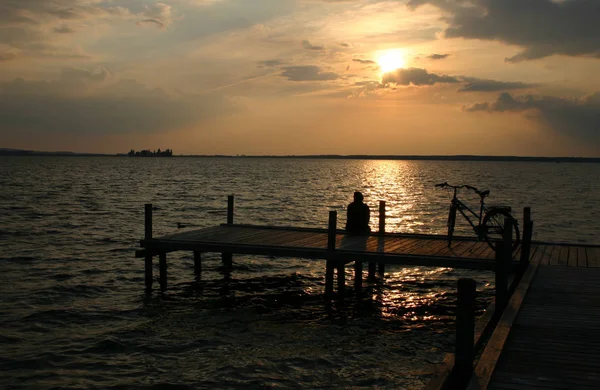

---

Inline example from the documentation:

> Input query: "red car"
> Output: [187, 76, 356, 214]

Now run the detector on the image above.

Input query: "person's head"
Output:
[354, 191, 364, 202]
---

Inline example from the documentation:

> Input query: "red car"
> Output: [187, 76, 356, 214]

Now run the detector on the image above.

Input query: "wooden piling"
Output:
[495, 218, 512, 313]
[194, 251, 202, 277]
[520, 207, 533, 267]
[378, 200, 386, 234]
[376, 200, 386, 276]
[222, 195, 234, 268]
[454, 278, 476, 388]
[144, 204, 153, 290]
[159, 251, 167, 290]
[222, 252, 233, 269]
[354, 260, 363, 292]
[368, 262, 376, 280]
[327, 210, 337, 252]
[326, 210, 337, 295]
[227, 195, 234, 225]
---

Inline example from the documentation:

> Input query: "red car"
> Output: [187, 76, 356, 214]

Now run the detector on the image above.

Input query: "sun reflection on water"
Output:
[358, 160, 428, 234]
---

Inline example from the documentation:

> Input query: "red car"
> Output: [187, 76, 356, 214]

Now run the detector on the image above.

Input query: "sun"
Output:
[377, 49, 406, 73]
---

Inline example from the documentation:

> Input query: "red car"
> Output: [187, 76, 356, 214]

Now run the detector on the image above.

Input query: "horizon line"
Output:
[1, 148, 599, 161]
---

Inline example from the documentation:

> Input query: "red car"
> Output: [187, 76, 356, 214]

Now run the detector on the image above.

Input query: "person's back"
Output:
[346, 191, 371, 235]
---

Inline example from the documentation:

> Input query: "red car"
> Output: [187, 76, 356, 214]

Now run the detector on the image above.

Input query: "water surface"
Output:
[1, 157, 599, 389]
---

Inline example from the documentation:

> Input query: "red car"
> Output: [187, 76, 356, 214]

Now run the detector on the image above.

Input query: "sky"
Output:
[1, 0, 599, 156]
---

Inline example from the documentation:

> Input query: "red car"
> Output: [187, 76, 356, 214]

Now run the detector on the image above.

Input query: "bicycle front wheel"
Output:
[482, 210, 520, 251]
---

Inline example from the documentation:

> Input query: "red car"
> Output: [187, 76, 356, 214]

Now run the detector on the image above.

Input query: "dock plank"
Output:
[578, 246, 587, 267]
[470, 241, 492, 259]
[479, 245, 496, 260]
[540, 245, 555, 266]
[384, 236, 414, 253]
[392, 236, 427, 252]
[486, 266, 600, 389]
[587, 247, 600, 267]
[283, 232, 328, 249]
[568, 246, 578, 267]
[528, 245, 545, 266]
[557, 245, 569, 266]
[405, 238, 442, 255]
[387, 237, 423, 253]
[547, 245, 562, 266]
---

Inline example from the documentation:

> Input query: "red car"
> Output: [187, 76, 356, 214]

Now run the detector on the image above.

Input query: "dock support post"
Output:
[520, 207, 533, 268]
[354, 260, 363, 292]
[222, 195, 234, 269]
[368, 262, 376, 280]
[377, 262, 385, 276]
[453, 278, 476, 388]
[222, 253, 233, 269]
[144, 204, 153, 290]
[375, 200, 386, 276]
[227, 195, 234, 225]
[159, 252, 167, 290]
[495, 218, 512, 313]
[326, 211, 337, 296]
[378, 200, 386, 234]
[194, 251, 202, 277]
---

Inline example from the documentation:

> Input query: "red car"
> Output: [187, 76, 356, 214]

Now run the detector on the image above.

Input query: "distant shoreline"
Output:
[1, 149, 599, 162]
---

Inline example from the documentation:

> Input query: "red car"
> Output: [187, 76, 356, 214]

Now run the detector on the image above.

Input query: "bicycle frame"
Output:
[449, 187, 486, 240]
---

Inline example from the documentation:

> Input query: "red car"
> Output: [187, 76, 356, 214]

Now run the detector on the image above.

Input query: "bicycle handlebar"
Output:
[435, 182, 490, 197]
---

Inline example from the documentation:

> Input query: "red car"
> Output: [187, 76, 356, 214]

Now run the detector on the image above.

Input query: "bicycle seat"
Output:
[480, 190, 490, 198]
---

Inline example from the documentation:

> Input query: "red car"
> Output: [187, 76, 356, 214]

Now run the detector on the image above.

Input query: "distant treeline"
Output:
[127, 149, 173, 157]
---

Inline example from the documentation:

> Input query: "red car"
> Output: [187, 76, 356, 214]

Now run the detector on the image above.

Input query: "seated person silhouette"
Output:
[345, 191, 371, 235]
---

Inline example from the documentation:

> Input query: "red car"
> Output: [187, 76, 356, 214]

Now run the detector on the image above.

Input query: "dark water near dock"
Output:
[1, 157, 599, 389]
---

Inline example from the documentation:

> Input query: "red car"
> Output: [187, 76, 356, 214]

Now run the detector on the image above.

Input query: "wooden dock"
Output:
[140, 224, 505, 268]
[467, 246, 600, 390]
[138, 197, 534, 294]
[425, 243, 600, 390]
[135, 196, 600, 390]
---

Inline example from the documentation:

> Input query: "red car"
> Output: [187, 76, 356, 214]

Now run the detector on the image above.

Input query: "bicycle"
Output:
[435, 182, 520, 251]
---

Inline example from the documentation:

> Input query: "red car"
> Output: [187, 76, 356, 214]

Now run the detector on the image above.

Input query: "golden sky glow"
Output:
[0, 0, 599, 156]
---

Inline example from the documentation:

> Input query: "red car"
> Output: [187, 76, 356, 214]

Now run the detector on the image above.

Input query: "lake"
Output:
[1, 157, 599, 389]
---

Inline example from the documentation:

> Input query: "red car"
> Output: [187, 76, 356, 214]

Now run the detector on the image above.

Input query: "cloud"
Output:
[0, 68, 236, 136]
[0, 0, 133, 60]
[257, 59, 284, 67]
[137, 2, 173, 29]
[0, 1, 178, 61]
[352, 58, 376, 64]
[465, 92, 600, 144]
[339, 42, 350, 47]
[0, 52, 17, 62]
[459, 78, 533, 92]
[376, 67, 531, 93]
[382, 67, 459, 86]
[302, 40, 324, 50]
[53, 25, 74, 34]
[408, 0, 600, 62]
[280, 66, 339, 81]
[428, 53, 450, 60]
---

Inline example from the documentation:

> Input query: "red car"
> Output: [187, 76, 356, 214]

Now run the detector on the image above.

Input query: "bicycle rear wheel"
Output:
[482, 209, 520, 251]
[447, 205, 457, 247]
